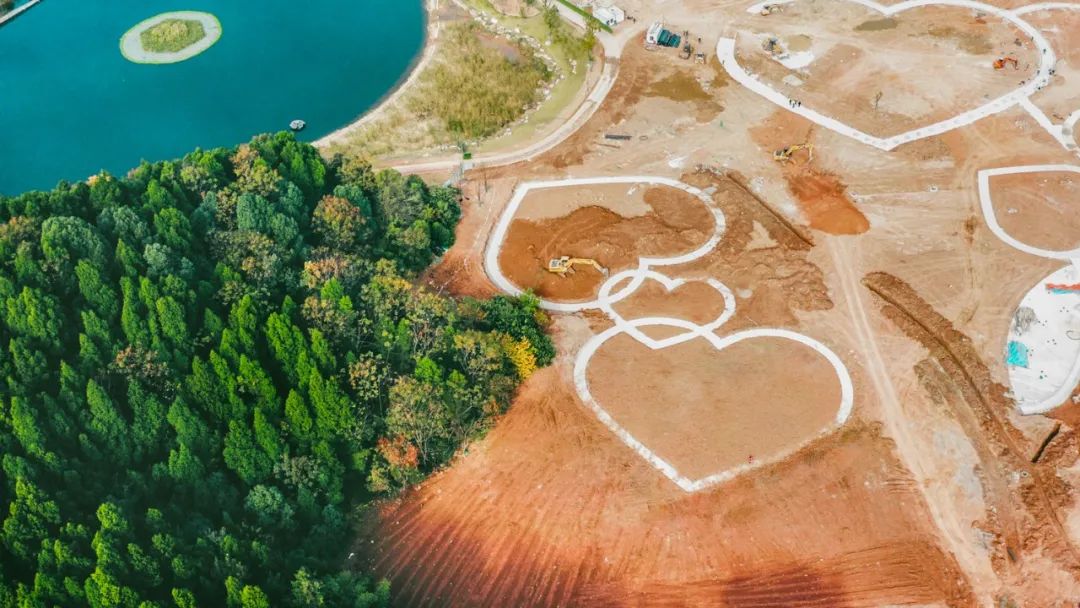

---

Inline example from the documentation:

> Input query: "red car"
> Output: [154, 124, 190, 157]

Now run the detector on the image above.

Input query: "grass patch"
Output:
[140, 18, 205, 53]
[328, 0, 596, 159]
[408, 23, 551, 140]
[333, 21, 552, 156]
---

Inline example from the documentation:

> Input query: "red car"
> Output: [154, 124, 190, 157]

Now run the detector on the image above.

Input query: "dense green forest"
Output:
[0, 133, 553, 606]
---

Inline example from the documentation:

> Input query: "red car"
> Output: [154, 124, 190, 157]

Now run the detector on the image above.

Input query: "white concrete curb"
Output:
[573, 324, 855, 492]
[976, 165, 1080, 414]
[976, 164, 1080, 260]
[484, 176, 854, 492]
[716, 0, 1056, 151]
[1007, 265, 1080, 415]
[483, 176, 723, 312]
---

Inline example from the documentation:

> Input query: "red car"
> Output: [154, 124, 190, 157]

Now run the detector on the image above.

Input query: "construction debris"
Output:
[1013, 306, 1038, 334]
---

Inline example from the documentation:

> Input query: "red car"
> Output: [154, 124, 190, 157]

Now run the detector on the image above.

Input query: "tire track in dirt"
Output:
[825, 238, 997, 594]
[862, 271, 1080, 573]
[354, 361, 976, 607]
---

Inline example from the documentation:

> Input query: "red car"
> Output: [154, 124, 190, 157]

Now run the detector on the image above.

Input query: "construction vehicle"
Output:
[546, 256, 608, 277]
[681, 41, 693, 60]
[773, 143, 814, 163]
[994, 56, 1019, 70]
[762, 36, 786, 57]
[760, 4, 783, 15]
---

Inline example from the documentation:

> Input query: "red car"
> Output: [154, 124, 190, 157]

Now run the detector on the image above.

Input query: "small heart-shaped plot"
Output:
[606, 273, 735, 341]
[575, 326, 854, 492]
[599, 269, 736, 347]
[718, 0, 1055, 150]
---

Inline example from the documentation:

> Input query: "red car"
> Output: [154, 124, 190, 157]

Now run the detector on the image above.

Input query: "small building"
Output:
[646, 20, 663, 45]
[592, 2, 625, 27]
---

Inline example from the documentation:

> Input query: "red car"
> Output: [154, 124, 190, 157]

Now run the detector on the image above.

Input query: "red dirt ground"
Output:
[750, 113, 870, 235]
[785, 167, 870, 235]
[610, 277, 728, 325]
[497, 185, 714, 302]
[988, 171, 1080, 252]
[354, 367, 975, 607]
[586, 333, 844, 480]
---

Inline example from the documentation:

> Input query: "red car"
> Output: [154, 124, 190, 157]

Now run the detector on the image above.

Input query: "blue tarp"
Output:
[1006, 340, 1029, 368]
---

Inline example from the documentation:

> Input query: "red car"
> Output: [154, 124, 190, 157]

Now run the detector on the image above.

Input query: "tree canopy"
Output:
[0, 132, 553, 606]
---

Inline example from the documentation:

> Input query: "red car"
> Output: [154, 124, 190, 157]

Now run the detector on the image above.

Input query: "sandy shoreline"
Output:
[315, 0, 440, 148]
[0, 0, 43, 27]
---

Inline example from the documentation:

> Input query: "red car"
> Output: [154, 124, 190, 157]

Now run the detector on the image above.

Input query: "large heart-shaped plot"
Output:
[484, 177, 725, 313]
[574, 326, 854, 492]
[718, 0, 1054, 150]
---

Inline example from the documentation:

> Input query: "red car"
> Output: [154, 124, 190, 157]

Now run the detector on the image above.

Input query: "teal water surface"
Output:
[0, 0, 424, 194]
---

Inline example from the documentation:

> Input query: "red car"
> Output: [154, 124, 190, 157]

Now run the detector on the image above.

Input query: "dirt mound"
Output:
[667, 171, 834, 329]
[497, 185, 714, 302]
[747, 111, 869, 235]
[863, 271, 1080, 576]
[785, 166, 870, 235]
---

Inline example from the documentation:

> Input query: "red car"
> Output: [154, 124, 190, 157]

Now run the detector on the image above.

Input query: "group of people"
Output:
[788, 98, 802, 108]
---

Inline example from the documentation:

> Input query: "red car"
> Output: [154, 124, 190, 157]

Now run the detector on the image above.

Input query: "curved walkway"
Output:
[977, 164, 1080, 260]
[386, 23, 638, 174]
[716, 0, 1056, 151]
[120, 11, 221, 65]
[483, 176, 854, 492]
[977, 164, 1080, 414]
[483, 176, 723, 312]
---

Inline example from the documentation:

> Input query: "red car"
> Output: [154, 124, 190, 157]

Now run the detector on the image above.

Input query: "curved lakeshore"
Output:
[317, 0, 629, 173]
[120, 11, 222, 64]
[0, 1, 423, 193]
[316, 2, 441, 147]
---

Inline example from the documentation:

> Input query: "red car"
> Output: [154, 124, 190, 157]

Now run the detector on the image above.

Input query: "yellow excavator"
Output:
[546, 256, 608, 277]
[762, 36, 785, 57]
[773, 142, 814, 163]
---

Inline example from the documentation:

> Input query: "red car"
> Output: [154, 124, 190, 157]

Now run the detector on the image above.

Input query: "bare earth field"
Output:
[497, 184, 713, 302]
[734, 0, 1039, 139]
[588, 333, 843, 479]
[354, 0, 1080, 605]
[988, 171, 1080, 251]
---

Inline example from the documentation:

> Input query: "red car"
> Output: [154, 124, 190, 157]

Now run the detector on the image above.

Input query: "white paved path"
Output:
[484, 176, 854, 491]
[977, 164, 1080, 413]
[977, 164, 1080, 260]
[716, 0, 1056, 151]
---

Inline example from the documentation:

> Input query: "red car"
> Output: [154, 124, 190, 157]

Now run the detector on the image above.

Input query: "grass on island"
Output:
[140, 18, 206, 53]
[328, 2, 596, 159]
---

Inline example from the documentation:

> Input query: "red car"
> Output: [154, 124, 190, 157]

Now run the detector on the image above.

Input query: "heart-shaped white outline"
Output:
[598, 269, 737, 348]
[574, 322, 855, 493]
[484, 176, 727, 312]
[716, 0, 1057, 150]
[484, 176, 855, 491]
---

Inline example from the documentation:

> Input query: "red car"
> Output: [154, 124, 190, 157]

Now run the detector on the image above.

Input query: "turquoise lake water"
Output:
[0, 1, 424, 194]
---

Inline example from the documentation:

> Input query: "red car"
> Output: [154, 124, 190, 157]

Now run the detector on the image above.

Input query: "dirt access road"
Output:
[355, 0, 1080, 605]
